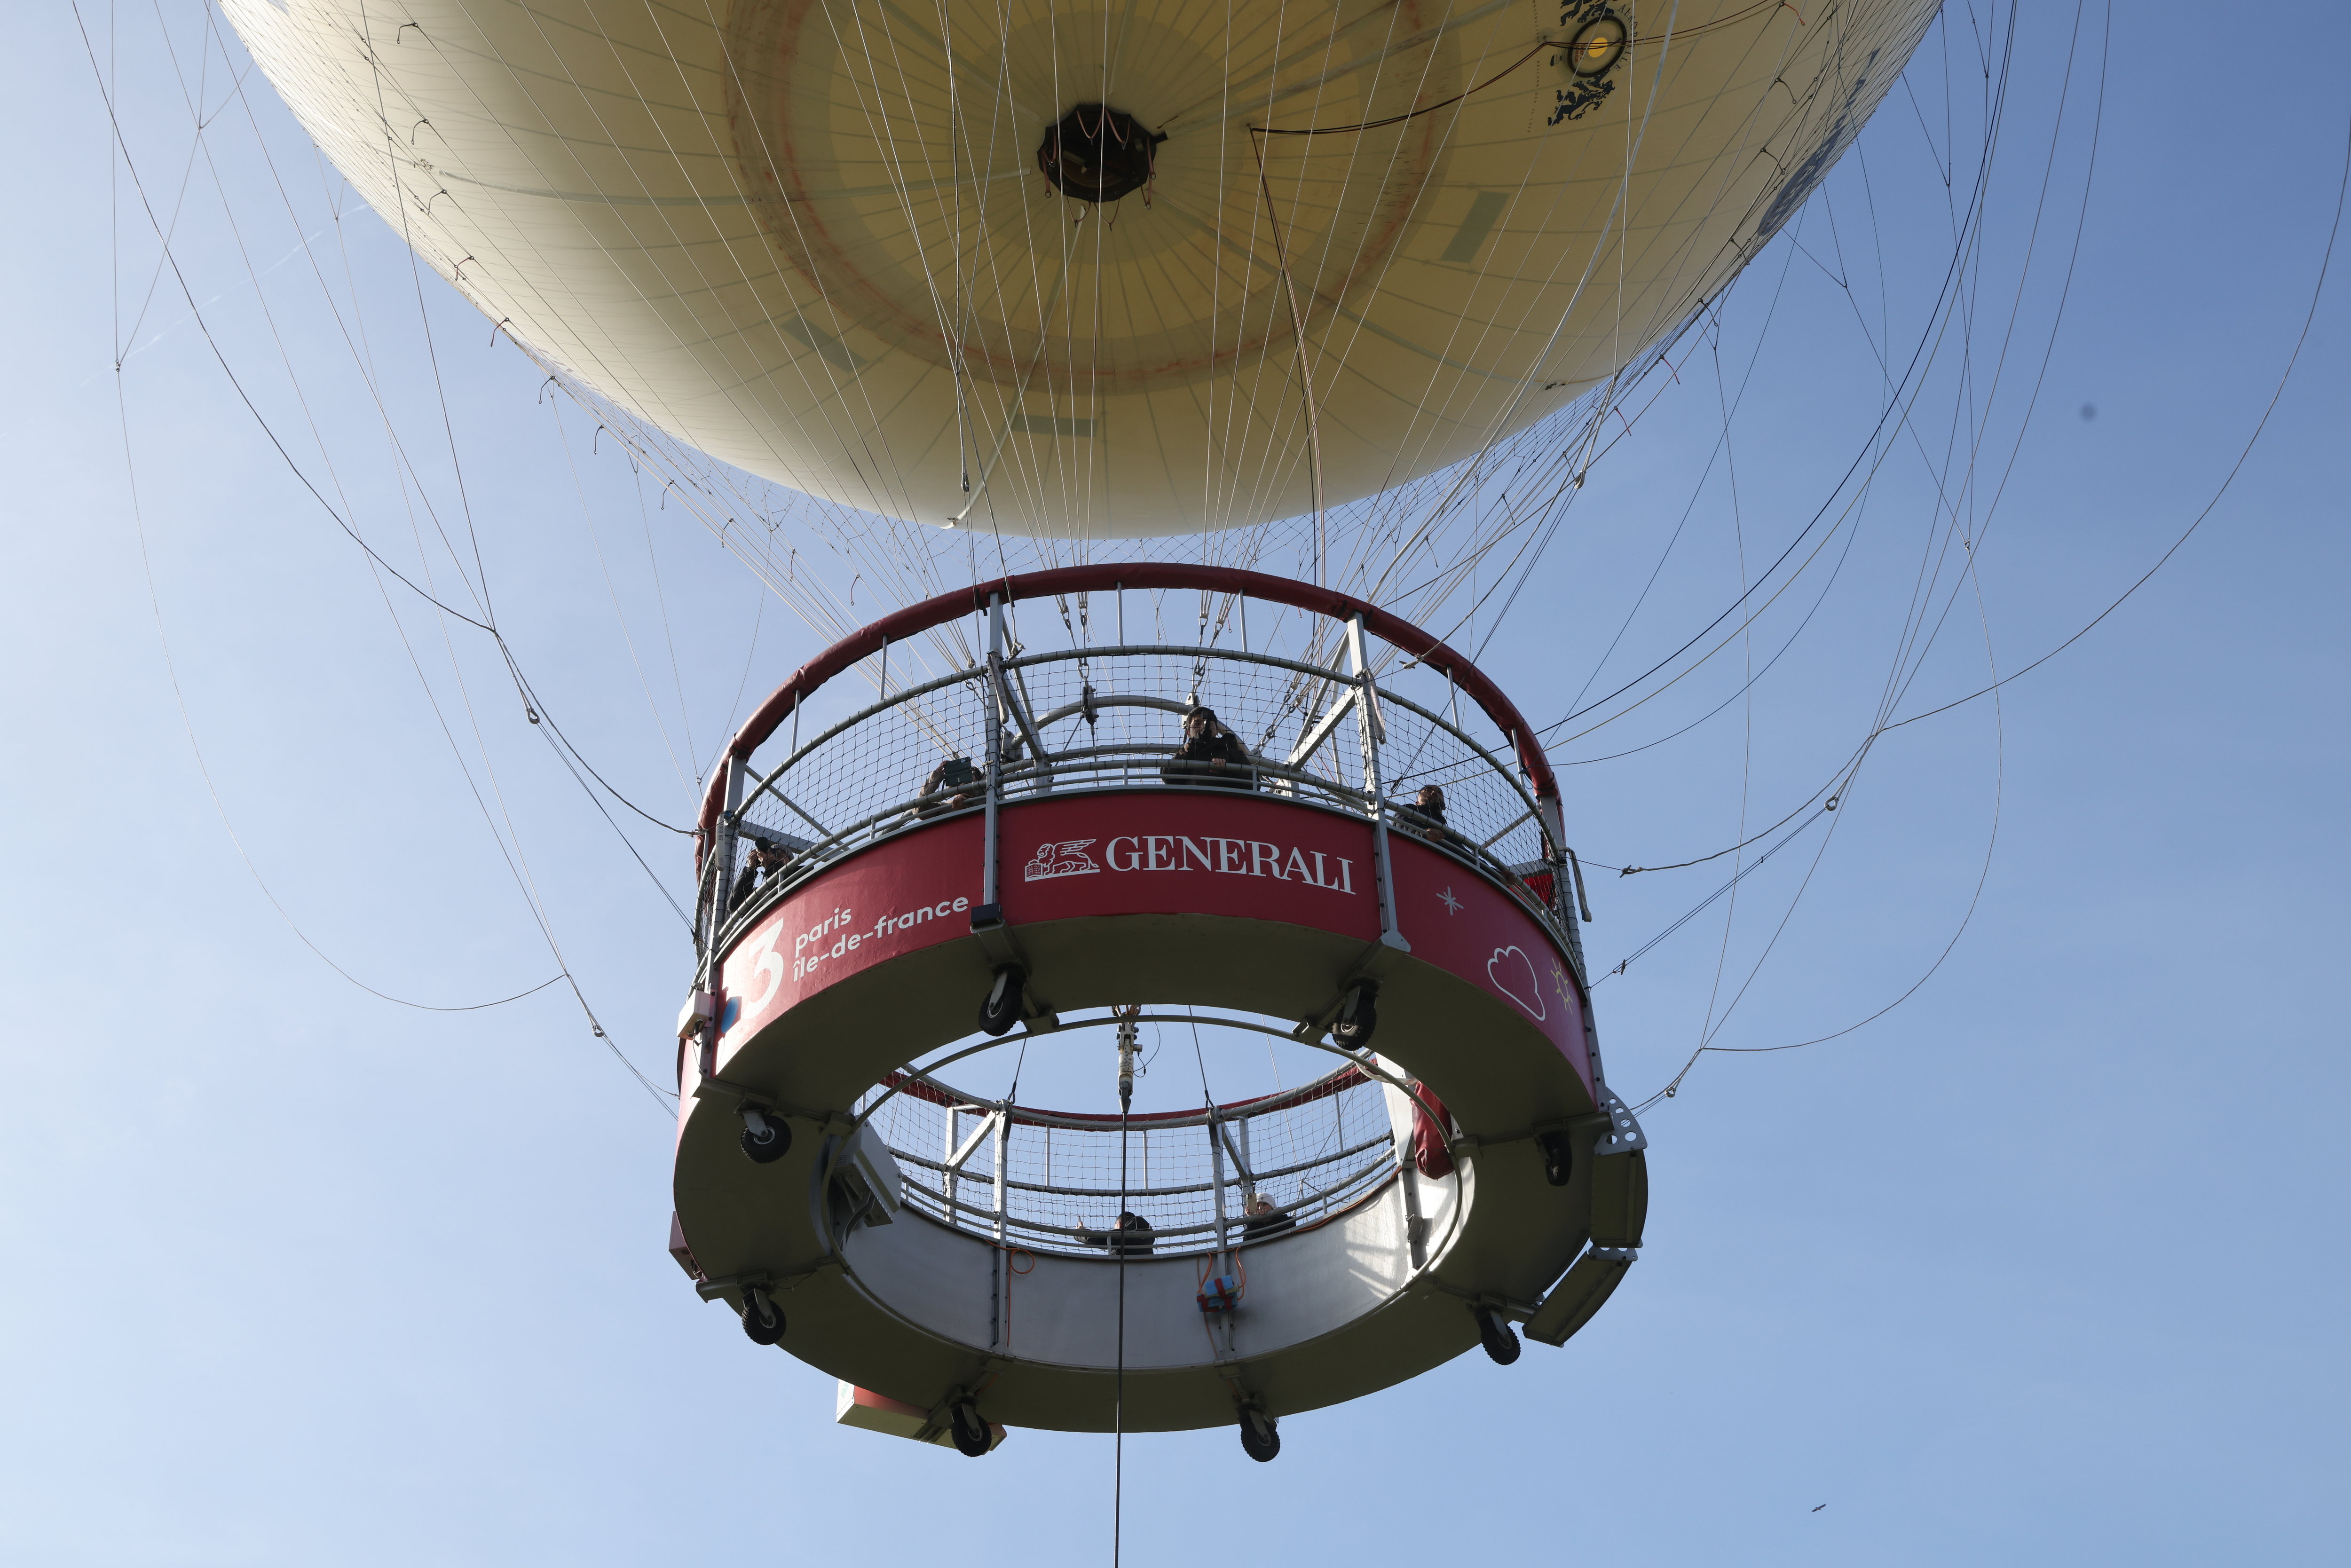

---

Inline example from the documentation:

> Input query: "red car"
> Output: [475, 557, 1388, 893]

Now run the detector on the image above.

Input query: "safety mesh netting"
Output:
[716, 642, 1553, 934]
[857, 1065, 1397, 1258]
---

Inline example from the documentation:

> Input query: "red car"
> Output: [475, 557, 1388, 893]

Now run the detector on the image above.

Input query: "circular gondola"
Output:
[667, 565, 1648, 1454]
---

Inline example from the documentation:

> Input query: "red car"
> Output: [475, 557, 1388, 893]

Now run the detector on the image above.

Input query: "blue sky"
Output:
[3, 3, 2346, 1564]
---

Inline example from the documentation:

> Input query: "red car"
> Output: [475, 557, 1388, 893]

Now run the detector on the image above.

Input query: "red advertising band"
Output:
[697, 564, 1558, 866]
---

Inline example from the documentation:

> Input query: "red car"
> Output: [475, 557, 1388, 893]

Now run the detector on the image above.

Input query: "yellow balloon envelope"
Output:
[227, 0, 1938, 537]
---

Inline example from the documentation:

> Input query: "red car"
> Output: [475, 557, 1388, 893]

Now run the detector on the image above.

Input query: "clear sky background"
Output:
[4, 3, 2346, 1564]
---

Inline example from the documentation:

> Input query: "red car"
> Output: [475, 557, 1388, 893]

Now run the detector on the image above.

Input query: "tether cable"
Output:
[1113, 1054, 1132, 1568]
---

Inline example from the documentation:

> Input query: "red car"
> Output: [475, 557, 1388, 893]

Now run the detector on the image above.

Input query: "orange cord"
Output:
[1194, 1250, 1251, 1355]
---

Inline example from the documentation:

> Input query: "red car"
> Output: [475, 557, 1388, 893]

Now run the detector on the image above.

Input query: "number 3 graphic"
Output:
[736, 923, 785, 1026]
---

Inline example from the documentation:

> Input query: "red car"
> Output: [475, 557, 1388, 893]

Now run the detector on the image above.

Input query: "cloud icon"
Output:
[1486, 945, 1546, 1020]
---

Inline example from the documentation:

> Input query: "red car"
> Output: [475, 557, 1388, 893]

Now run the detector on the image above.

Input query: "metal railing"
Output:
[699, 626, 1578, 967]
[858, 1063, 1400, 1260]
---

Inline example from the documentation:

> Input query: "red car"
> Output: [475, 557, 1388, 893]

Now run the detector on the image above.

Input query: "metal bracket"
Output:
[1000, 662, 1054, 787]
[1423, 1278, 1544, 1320]
[969, 914, 1023, 964]
[1291, 941, 1409, 1039]
[690, 1077, 771, 1108]
[1453, 1112, 1580, 1151]
[963, 919, 1057, 1029]
[690, 1079, 829, 1127]
[1218, 1363, 1264, 1413]
[693, 1269, 769, 1302]
[914, 1384, 970, 1445]
[1592, 1085, 1646, 1156]
[694, 1260, 841, 1302]
[1521, 1244, 1638, 1347]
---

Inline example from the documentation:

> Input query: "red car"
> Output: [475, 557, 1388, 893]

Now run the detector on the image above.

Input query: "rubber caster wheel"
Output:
[1331, 980, 1379, 1049]
[1537, 1130, 1572, 1188]
[1238, 1407, 1280, 1462]
[949, 1400, 993, 1457]
[740, 1286, 784, 1346]
[978, 965, 1026, 1037]
[740, 1108, 791, 1165]
[1475, 1307, 1521, 1366]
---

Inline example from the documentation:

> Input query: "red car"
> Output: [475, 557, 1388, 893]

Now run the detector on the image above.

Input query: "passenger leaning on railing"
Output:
[1074, 1210, 1156, 1257]
[1241, 1195, 1296, 1241]
[1160, 707, 1256, 791]
[728, 838, 790, 909]
[1400, 784, 1449, 844]
[915, 756, 979, 818]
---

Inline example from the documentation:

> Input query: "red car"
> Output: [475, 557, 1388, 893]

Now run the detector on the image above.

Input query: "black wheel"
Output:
[1537, 1130, 1572, 1187]
[1238, 1407, 1281, 1463]
[740, 1109, 791, 1165]
[1476, 1307, 1521, 1366]
[740, 1286, 784, 1346]
[1331, 980, 1379, 1048]
[977, 965, 1026, 1037]
[949, 1401, 992, 1457]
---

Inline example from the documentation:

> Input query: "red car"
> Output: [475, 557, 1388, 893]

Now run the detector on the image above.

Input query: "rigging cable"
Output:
[81, 0, 673, 1106]
[1623, 21, 2347, 1102]
[1112, 1007, 1136, 1568]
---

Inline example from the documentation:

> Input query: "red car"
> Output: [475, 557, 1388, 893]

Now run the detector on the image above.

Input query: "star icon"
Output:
[1437, 886, 1463, 915]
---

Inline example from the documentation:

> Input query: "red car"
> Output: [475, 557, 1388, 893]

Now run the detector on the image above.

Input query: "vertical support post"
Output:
[1237, 1119, 1255, 1206]
[944, 1106, 962, 1228]
[1537, 788, 1605, 1090]
[1207, 1111, 1232, 1277]
[1348, 616, 1409, 953]
[1538, 793, 1585, 970]
[977, 595, 1006, 926]
[692, 856, 721, 988]
[694, 754, 751, 1082]
[1394, 1087, 1428, 1270]
[705, 755, 749, 962]
[1206, 1108, 1236, 1356]
[990, 1104, 1010, 1350]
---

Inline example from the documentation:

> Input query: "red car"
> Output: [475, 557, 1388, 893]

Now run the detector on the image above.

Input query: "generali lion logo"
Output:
[1023, 839, 1101, 882]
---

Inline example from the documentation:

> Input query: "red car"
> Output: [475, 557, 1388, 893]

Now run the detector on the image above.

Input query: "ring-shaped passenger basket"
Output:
[667, 566, 1648, 1449]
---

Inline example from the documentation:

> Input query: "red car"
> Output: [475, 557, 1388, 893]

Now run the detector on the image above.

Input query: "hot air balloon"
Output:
[226, 0, 1938, 539]
[223, 0, 1941, 1458]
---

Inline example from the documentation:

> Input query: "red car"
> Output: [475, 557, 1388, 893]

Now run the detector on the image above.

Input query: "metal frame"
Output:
[703, 637, 1568, 969]
[697, 564, 1565, 860]
[870, 1052, 1402, 1261]
[824, 1010, 1470, 1270]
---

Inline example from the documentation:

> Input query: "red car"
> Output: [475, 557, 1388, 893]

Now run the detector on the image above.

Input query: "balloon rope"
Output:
[1113, 1095, 1129, 1567]
[1247, 130, 1325, 586]
[1251, 39, 1551, 140]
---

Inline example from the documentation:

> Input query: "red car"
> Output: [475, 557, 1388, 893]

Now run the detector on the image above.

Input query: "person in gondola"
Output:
[1241, 1195, 1295, 1241]
[915, 755, 980, 817]
[1402, 783, 1449, 844]
[1075, 1210, 1156, 1257]
[728, 837, 790, 909]
[1160, 707, 1255, 791]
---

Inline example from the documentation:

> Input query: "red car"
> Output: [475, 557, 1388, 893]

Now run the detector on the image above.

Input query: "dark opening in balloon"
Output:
[1038, 104, 1164, 204]
[1566, 16, 1628, 78]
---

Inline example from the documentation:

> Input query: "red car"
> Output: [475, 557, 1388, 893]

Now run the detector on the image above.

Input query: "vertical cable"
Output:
[1113, 1094, 1129, 1566]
